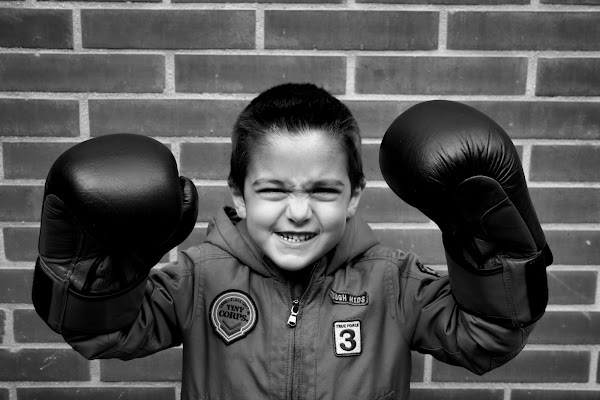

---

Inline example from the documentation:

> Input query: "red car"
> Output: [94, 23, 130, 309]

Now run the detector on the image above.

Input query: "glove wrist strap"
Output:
[33, 257, 147, 335]
[446, 243, 552, 327]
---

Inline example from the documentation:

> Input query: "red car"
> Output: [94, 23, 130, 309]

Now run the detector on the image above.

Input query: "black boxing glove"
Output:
[32, 134, 198, 335]
[379, 100, 552, 327]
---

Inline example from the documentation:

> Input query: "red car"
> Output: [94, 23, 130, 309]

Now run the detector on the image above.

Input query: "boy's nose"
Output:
[285, 195, 312, 223]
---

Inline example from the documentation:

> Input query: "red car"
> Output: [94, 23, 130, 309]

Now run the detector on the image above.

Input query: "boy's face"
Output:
[231, 130, 364, 272]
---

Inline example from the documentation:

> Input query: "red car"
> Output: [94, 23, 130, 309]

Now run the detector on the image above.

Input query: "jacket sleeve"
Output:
[63, 249, 200, 361]
[397, 252, 536, 376]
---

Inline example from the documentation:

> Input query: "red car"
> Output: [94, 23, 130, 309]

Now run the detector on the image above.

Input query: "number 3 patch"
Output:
[333, 320, 362, 357]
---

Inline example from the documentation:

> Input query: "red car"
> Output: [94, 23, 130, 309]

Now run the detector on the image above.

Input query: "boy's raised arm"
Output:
[380, 101, 553, 373]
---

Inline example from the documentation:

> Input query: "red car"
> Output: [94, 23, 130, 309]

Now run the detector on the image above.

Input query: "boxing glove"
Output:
[379, 100, 552, 327]
[32, 134, 199, 335]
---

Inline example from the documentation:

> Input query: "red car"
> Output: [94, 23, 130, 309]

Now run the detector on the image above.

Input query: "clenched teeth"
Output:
[277, 232, 317, 242]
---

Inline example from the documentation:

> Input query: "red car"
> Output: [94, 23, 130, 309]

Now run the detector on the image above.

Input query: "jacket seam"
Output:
[357, 254, 415, 349]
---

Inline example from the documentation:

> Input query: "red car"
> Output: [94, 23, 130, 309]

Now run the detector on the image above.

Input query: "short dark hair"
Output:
[228, 83, 365, 192]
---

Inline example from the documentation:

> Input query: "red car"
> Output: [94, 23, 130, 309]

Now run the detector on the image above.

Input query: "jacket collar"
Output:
[205, 207, 379, 279]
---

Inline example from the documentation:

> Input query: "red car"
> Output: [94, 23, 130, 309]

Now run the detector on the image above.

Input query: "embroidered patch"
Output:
[329, 289, 369, 306]
[210, 290, 257, 345]
[416, 261, 440, 277]
[333, 320, 362, 357]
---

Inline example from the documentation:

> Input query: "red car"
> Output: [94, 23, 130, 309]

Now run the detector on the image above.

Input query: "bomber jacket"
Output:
[65, 207, 536, 400]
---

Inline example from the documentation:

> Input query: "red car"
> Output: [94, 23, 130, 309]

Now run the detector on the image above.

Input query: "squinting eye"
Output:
[257, 188, 287, 199]
[259, 188, 285, 193]
[314, 188, 339, 194]
[312, 188, 340, 199]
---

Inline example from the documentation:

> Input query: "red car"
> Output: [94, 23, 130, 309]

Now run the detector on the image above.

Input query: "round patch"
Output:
[210, 290, 258, 345]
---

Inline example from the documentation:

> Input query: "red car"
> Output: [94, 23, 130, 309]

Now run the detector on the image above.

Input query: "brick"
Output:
[0, 54, 164, 93]
[350, 100, 600, 140]
[101, 348, 182, 381]
[265, 11, 437, 51]
[412, 388, 503, 400]
[362, 142, 382, 181]
[175, 55, 346, 94]
[545, 231, 600, 265]
[529, 311, 600, 344]
[196, 185, 234, 222]
[373, 229, 445, 265]
[18, 388, 175, 400]
[176, 0, 341, 2]
[0, 99, 79, 137]
[40, 0, 161, 2]
[537, 58, 600, 97]
[0, 349, 89, 381]
[3, 142, 74, 179]
[0, 389, 7, 400]
[530, 188, 600, 224]
[178, 227, 207, 252]
[180, 143, 231, 180]
[512, 390, 600, 400]
[432, 350, 589, 382]
[0, 8, 72, 49]
[90, 100, 245, 137]
[0, 186, 44, 222]
[545, 0, 600, 3]
[530, 145, 600, 182]
[361, 0, 525, 2]
[346, 101, 416, 139]
[356, 57, 526, 95]
[358, 186, 428, 224]
[411, 352, 424, 382]
[547, 271, 597, 305]
[0, 269, 33, 303]
[82, 10, 254, 49]
[0, 310, 4, 344]
[14, 309, 63, 343]
[465, 101, 600, 140]
[3, 227, 38, 262]
[448, 12, 600, 51]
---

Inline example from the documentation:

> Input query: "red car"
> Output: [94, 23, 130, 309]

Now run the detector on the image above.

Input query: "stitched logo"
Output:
[210, 290, 257, 345]
[333, 320, 362, 357]
[329, 289, 369, 306]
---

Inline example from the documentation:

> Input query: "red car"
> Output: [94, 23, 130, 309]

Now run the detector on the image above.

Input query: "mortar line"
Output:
[589, 351, 599, 384]
[72, 7, 83, 51]
[165, 52, 176, 94]
[256, 8, 265, 50]
[79, 98, 90, 139]
[520, 143, 532, 184]
[438, 10, 447, 51]
[346, 53, 356, 95]
[423, 355, 433, 383]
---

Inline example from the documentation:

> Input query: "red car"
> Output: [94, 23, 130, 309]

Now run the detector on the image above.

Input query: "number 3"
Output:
[339, 328, 357, 351]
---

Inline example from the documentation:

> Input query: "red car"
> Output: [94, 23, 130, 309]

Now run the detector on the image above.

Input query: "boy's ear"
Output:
[346, 181, 365, 218]
[230, 185, 247, 219]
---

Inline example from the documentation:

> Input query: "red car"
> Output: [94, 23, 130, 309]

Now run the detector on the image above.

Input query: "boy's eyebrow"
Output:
[252, 178, 345, 188]
[252, 179, 286, 187]
[309, 179, 346, 188]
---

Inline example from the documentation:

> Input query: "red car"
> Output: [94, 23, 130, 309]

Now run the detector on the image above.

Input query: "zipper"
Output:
[285, 261, 319, 400]
[287, 286, 300, 400]
[287, 299, 300, 327]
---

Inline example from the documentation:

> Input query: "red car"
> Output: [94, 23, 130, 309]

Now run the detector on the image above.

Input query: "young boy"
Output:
[32, 83, 551, 399]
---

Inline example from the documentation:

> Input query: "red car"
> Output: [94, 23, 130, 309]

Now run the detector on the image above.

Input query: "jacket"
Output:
[66, 207, 535, 400]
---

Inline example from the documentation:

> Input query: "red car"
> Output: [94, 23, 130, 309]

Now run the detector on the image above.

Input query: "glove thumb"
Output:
[156, 176, 199, 258]
[454, 176, 537, 259]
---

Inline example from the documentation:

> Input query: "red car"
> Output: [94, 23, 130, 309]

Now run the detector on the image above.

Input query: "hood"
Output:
[204, 207, 380, 278]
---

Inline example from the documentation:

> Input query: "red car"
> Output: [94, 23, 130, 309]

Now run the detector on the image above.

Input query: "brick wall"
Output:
[0, 0, 599, 399]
